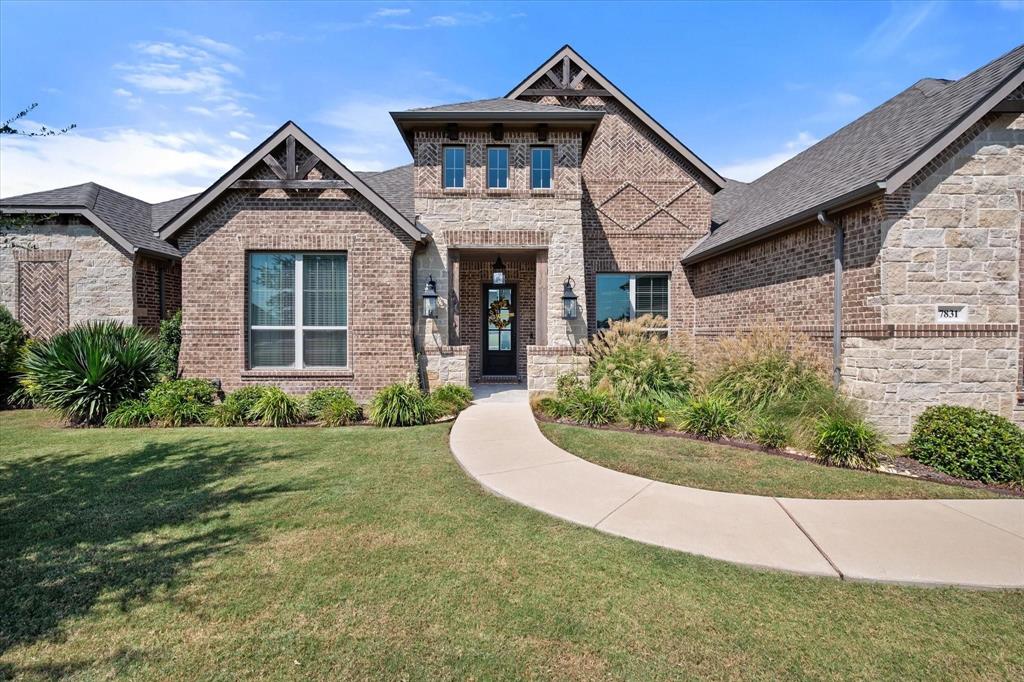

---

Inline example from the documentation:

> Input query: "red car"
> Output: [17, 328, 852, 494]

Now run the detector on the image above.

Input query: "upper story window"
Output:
[595, 273, 669, 333]
[531, 147, 553, 189]
[248, 252, 348, 369]
[443, 146, 465, 189]
[487, 147, 509, 189]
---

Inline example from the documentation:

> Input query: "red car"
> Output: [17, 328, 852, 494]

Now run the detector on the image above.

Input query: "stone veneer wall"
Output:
[176, 141, 419, 400]
[526, 345, 590, 392]
[0, 219, 135, 333]
[421, 345, 469, 390]
[843, 112, 1023, 438]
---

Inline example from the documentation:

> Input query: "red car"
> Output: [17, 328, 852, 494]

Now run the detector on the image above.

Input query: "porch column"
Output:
[535, 250, 548, 345]
[448, 249, 460, 344]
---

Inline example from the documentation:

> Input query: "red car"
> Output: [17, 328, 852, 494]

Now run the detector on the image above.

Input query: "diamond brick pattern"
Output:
[18, 260, 69, 339]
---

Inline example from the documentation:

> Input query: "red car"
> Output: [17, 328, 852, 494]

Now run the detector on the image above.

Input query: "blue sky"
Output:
[1, 0, 1021, 201]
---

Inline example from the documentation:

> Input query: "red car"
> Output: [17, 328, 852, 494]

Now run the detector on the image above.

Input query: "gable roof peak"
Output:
[505, 45, 726, 190]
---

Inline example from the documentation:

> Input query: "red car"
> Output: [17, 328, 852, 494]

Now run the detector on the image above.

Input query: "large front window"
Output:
[595, 273, 669, 331]
[249, 253, 348, 368]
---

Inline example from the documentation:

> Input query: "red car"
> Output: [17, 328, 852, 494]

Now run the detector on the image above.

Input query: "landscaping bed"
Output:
[537, 418, 1016, 500]
[2, 409, 1023, 680]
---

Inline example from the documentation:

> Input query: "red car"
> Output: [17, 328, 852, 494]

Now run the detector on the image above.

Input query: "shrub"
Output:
[813, 411, 882, 469]
[224, 386, 268, 418]
[157, 310, 182, 379]
[104, 399, 154, 428]
[430, 384, 474, 416]
[622, 398, 665, 430]
[752, 418, 789, 450]
[21, 322, 161, 425]
[676, 394, 738, 440]
[907, 405, 1024, 485]
[369, 382, 437, 427]
[588, 316, 694, 401]
[533, 395, 569, 420]
[250, 387, 304, 427]
[147, 378, 217, 427]
[703, 327, 830, 415]
[564, 388, 618, 426]
[320, 397, 363, 427]
[305, 387, 357, 421]
[0, 305, 27, 407]
[556, 372, 583, 398]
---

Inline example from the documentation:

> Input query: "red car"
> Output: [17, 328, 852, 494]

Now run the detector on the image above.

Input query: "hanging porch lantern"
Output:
[491, 256, 506, 285]
[561, 276, 579, 320]
[422, 275, 438, 319]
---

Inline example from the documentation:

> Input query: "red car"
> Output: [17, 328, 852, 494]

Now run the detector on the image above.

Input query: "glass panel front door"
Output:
[483, 285, 516, 376]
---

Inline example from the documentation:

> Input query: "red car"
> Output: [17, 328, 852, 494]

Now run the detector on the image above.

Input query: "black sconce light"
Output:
[422, 275, 438, 319]
[561, 276, 579, 320]
[492, 256, 506, 285]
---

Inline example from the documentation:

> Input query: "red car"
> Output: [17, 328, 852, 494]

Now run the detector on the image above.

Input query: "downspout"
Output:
[818, 211, 844, 389]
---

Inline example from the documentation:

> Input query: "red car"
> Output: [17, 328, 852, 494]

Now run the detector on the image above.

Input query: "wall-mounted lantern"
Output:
[561, 276, 579, 320]
[492, 256, 506, 285]
[422, 275, 438, 319]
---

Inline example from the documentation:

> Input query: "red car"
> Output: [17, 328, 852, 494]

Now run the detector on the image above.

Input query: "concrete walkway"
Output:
[450, 386, 1024, 589]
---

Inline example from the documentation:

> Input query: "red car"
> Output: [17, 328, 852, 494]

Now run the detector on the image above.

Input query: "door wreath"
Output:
[488, 297, 514, 330]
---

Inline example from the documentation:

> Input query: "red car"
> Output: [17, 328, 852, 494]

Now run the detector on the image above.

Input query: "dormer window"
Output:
[443, 146, 465, 189]
[487, 147, 509, 189]
[531, 147, 553, 190]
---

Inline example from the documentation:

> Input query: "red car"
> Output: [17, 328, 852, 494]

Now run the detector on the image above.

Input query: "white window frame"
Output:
[248, 252, 349, 369]
[597, 272, 670, 333]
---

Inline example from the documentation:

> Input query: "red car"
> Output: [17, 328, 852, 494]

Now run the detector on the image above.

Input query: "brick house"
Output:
[2, 43, 1022, 438]
[0, 182, 184, 336]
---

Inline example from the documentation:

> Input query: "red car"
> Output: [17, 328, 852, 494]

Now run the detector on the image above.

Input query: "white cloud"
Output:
[831, 91, 861, 107]
[719, 132, 818, 182]
[0, 128, 242, 202]
[858, 2, 939, 59]
[167, 30, 241, 56]
[316, 95, 439, 170]
[374, 7, 411, 16]
[228, 130, 249, 140]
[113, 88, 134, 97]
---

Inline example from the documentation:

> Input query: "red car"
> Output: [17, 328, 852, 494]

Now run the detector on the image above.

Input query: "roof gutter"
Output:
[681, 181, 885, 265]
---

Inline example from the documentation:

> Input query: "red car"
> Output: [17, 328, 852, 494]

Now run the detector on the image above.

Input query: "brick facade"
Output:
[175, 140, 419, 400]
[134, 255, 182, 331]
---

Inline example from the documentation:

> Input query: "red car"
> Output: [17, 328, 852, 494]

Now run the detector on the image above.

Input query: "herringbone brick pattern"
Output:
[18, 260, 69, 338]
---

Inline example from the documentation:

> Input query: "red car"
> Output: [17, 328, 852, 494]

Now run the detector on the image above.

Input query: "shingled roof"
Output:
[0, 182, 182, 257]
[358, 164, 414, 223]
[403, 98, 591, 115]
[685, 43, 1024, 263]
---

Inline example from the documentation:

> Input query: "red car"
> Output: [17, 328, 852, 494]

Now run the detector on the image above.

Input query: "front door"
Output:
[482, 284, 516, 376]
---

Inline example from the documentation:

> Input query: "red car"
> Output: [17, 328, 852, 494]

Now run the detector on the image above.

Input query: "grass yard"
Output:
[540, 421, 1002, 500]
[2, 409, 1022, 680]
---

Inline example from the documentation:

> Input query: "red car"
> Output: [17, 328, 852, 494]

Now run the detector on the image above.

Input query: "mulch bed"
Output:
[534, 412, 1024, 499]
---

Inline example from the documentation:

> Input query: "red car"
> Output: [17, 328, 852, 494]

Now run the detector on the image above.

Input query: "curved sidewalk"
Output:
[449, 388, 1024, 589]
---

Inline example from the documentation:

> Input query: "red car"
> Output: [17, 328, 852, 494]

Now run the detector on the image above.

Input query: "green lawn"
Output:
[540, 421, 1001, 500]
[2, 409, 1021, 680]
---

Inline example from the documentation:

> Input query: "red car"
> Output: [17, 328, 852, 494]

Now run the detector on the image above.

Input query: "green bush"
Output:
[368, 382, 436, 427]
[588, 316, 694, 401]
[224, 386, 267, 418]
[205, 401, 244, 427]
[752, 417, 789, 450]
[555, 373, 583, 398]
[907, 405, 1024, 485]
[534, 395, 569, 420]
[430, 384, 474, 416]
[622, 398, 665, 430]
[813, 412, 882, 469]
[157, 310, 182, 379]
[320, 397, 363, 427]
[676, 394, 738, 440]
[250, 387, 304, 427]
[305, 387, 357, 420]
[147, 378, 217, 427]
[565, 388, 618, 426]
[0, 305, 27, 407]
[104, 399, 155, 428]
[21, 321, 161, 425]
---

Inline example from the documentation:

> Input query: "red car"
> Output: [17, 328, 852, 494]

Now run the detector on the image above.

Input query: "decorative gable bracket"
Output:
[229, 135, 353, 190]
